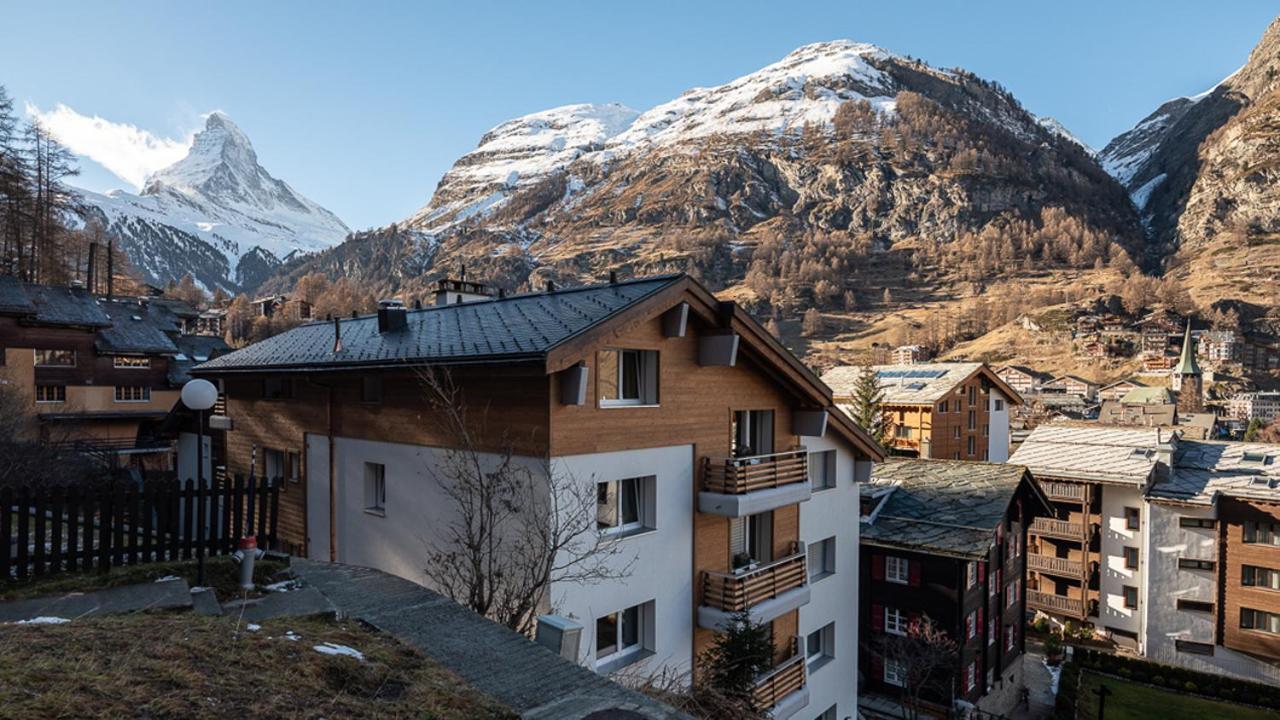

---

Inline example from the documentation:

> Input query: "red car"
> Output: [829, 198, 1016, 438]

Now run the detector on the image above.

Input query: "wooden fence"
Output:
[1, 476, 280, 582]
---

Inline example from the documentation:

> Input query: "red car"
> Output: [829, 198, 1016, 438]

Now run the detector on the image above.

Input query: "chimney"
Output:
[545, 280, 556, 293]
[609, 270, 618, 284]
[459, 263, 467, 282]
[377, 299, 407, 333]
[106, 238, 115, 299]
[86, 242, 98, 294]
[332, 317, 343, 353]
[412, 298, 422, 310]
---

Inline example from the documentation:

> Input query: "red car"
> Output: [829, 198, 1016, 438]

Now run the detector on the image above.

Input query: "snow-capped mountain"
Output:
[76, 112, 349, 293]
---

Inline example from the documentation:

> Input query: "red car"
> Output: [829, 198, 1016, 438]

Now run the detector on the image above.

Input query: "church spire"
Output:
[1173, 320, 1201, 377]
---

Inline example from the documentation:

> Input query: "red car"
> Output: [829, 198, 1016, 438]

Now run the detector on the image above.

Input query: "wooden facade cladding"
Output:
[1025, 475, 1100, 621]
[1219, 496, 1280, 661]
[879, 369, 998, 460]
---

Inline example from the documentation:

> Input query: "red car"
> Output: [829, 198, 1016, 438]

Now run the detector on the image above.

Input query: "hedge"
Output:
[1071, 648, 1280, 710]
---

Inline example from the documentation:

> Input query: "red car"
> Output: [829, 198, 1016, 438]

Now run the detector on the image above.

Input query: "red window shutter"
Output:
[977, 606, 984, 634]
[871, 603, 884, 633]
[996, 567, 1002, 588]
[908, 611, 921, 630]
[871, 655, 884, 680]
[872, 554, 885, 581]
[978, 561, 986, 583]
[908, 560, 922, 587]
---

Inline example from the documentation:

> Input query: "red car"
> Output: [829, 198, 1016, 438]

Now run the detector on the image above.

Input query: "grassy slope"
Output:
[0, 556, 288, 602]
[1077, 670, 1276, 720]
[0, 613, 514, 719]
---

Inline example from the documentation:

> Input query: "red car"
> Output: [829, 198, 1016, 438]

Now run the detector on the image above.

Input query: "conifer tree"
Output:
[701, 609, 774, 709]
[848, 363, 889, 445]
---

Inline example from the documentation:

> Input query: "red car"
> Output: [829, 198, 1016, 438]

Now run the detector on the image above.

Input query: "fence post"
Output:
[81, 489, 96, 571]
[33, 488, 46, 576]
[220, 477, 233, 554]
[65, 485, 80, 573]
[125, 485, 139, 566]
[15, 486, 30, 580]
[112, 486, 125, 569]
[142, 482, 154, 564]
[49, 486, 64, 574]
[256, 477, 269, 548]
[97, 485, 112, 574]
[245, 475, 257, 540]
[182, 479, 195, 560]
[268, 478, 280, 551]
[0, 486, 11, 581]
[232, 475, 245, 541]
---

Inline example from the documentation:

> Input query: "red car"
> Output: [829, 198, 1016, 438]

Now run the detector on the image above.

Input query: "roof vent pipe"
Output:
[332, 317, 343, 354]
[545, 280, 556, 293]
[609, 270, 618, 284]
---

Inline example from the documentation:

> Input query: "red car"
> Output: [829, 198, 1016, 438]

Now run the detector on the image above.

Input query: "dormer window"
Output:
[598, 349, 658, 406]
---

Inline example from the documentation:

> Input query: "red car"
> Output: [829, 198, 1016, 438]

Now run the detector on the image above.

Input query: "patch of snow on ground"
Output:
[314, 642, 365, 661]
[12, 616, 70, 625]
[246, 623, 261, 632]
[1130, 173, 1167, 211]
[154, 575, 181, 583]
[264, 579, 298, 593]
[284, 630, 301, 641]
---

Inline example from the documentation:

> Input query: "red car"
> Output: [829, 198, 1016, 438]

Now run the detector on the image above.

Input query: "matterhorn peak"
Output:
[142, 110, 258, 195]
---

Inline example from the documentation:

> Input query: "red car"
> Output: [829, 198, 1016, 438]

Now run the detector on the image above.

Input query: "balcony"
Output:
[1030, 517, 1089, 541]
[1043, 481, 1086, 502]
[698, 542, 810, 629]
[754, 638, 809, 720]
[1027, 553, 1084, 578]
[699, 449, 811, 518]
[1027, 589, 1093, 620]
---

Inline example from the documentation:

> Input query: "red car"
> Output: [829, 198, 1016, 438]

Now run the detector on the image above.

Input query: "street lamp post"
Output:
[181, 379, 218, 588]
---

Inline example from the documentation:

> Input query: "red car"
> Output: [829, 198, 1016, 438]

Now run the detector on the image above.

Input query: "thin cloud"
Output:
[26, 103, 192, 190]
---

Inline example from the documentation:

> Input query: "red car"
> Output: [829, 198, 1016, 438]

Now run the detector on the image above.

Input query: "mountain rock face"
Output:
[1100, 18, 1280, 302]
[77, 112, 349, 293]
[270, 41, 1141, 312]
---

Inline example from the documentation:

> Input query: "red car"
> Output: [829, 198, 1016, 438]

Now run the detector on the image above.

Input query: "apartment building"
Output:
[1042, 375, 1099, 402]
[192, 273, 884, 719]
[0, 276, 219, 469]
[1230, 391, 1280, 424]
[824, 362, 1020, 462]
[1010, 422, 1280, 683]
[859, 459, 1049, 718]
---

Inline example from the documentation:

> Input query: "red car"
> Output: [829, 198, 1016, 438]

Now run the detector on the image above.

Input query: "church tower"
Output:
[1172, 321, 1203, 413]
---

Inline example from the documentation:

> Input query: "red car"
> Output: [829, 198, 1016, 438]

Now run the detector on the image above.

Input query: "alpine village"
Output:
[4, 6, 1280, 720]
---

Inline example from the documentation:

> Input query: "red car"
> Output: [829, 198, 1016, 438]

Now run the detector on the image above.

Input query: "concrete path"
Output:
[1011, 644, 1058, 720]
[291, 559, 687, 720]
[221, 586, 335, 622]
[0, 577, 193, 623]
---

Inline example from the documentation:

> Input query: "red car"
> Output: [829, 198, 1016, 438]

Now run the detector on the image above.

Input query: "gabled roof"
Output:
[1009, 423, 1163, 485]
[1120, 386, 1175, 405]
[19, 284, 111, 327]
[824, 362, 1022, 406]
[1047, 374, 1097, 387]
[1101, 378, 1145, 391]
[96, 298, 181, 354]
[1152, 440, 1280, 505]
[862, 458, 1045, 559]
[998, 365, 1051, 381]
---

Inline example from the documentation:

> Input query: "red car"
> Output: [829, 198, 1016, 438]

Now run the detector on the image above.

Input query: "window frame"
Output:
[1123, 546, 1139, 570]
[883, 657, 906, 687]
[598, 348, 658, 407]
[809, 450, 837, 491]
[884, 607, 907, 636]
[805, 622, 835, 672]
[1240, 607, 1280, 635]
[1178, 558, 1216, 571]
[1175, 640, 1215, 656]
[34, 348, 75, 367]
[1124, 507, 1141, 530]
[113, 385, 151, 403]
[596, 476, 654, 538]
[1242, 565, 1280, 590]
[1243, 521, 1280, 546]
[885, 556, 909, 585]
[363, 462, 386, 515]
[112, 355, 151, 369]
[1176, 599, 1214, 613]
[35, 384, 66, 403]
[1123, 585, 1138, 609]
[808, 536, 836, 583]
[1179, 517, 1216, 529]
[595, 602, 648, 668]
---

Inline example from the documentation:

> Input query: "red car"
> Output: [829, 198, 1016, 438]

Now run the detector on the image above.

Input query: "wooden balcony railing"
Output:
[1027, 589, 1085, 617]
[754, 637, 806, 711]
[1027, 553, 1084, 578]
[1044, 481, 1086, 502]
[703, 449, 808, 495]
[1030, 517, 1088, 541]
[703, 542, 807, 613]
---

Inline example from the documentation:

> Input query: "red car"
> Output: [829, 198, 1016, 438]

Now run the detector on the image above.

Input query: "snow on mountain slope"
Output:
[75, 112, 349, 292]
[1035, 116, 1093, 155]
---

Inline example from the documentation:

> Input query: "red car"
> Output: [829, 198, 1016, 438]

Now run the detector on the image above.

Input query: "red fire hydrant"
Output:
[232, 536, 260, 591]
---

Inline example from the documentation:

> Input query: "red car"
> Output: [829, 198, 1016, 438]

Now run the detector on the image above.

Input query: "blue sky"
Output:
[1, 1, 1275, 229]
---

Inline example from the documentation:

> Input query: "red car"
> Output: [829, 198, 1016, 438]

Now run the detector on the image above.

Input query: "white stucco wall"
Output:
[798, 430, 864, 720]
[988, 390, 1010, 463]
[1098, 484, 1145, 642]
[550, 445, 695, 679]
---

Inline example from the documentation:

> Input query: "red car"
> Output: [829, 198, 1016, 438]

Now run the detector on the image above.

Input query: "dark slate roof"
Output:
[0, 275, 36, 315]
[96, 299, 180, 355]
[22, 284, 111, 327]
[863, 458, 1032, 558]
[196, 274, 685, 372]
[148, 297, 199, 319]
[169, 335, 231, 385]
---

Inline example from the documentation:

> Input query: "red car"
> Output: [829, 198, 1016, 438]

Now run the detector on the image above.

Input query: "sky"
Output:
[1, 1, 1275, 230]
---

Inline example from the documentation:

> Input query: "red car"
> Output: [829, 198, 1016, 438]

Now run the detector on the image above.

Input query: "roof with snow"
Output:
[862, 458, 1043, 559]
[195, 274, 685, 372]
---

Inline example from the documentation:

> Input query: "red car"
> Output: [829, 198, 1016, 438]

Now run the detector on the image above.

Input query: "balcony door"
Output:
[730, 511, 774, 569]
[732, 410, 775, 458]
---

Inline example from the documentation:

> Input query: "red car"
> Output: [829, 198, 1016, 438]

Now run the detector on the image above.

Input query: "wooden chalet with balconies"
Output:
[859, 458, 1050, 718]
[193, 272, 883, 719]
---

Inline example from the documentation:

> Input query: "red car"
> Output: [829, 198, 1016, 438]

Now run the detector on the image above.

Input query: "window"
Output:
[733, 409, 774, 457]
[286, 451, 301, 483]
[597, 477, 654, 537]
[1240, 608, 1280, 634]
[1007, 579, 1020, 608]
[967, 436, 975, 456]
[938, 400, 948, 413]
[35, 385, 65, 403]
[363, 462, 386, 514]
[598, 349, 657, 406]
[815, 705, 837, 720]
[988, 616, 996, 646]
[1243, 565, 1280, 590]
[1244, 521, 1280, 546]
[1124, 547, 1139, 570]
[994, 398, 1005, 411]
[953, 426, 960, 440]
[1007, 532, 1019, 560]
[361, 375, 382, 403]
[968, 410, 976, 430]
[982, 423, 989, 437]
[968, 385, 977, 406]
[806, 622, 835, 671]
[884, 658, 906, 687]
[808, 537, 836, 582]
[113, 355, 150, 368]
[886, 556, 909, 584]
[885, 607, 906, 636]
[1124, 507, 1141, 530]
[1177, 599, 1214, 613]
[34, 349, 75, 367]
[114, 385, 151, 402]
[731, 512, 773, 568]
[263, 377, 293, 400]
[809, 450, 836, 491]
[1180, 517, 1216, 529]
[1005, 624, 1015, 651]
[966, 561, 978, 589]
[963, 661, 976, 693]
[1123, 586, 1138, 609]
[988, 572, 996, 598]
[1178, 558, 1216, 571]
[596, 602, 649, 666]
[264, 449, 285, 481]
[895, 424, 913, 439]
[1175, 640, 1215, 656]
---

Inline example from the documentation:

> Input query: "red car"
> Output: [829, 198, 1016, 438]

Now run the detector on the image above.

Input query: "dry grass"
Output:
[0, 613, 514, 719]
[0, 556, 289, 602]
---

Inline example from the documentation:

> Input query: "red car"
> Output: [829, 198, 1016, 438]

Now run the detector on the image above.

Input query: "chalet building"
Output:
[1230, 392, 1280, 424]
[1010, 422, 1280, 683]
[824, 363, 1021, 463]
[995, 365, 1051, 396]
[192, 273, 884, 719]
[196, 308, 226, 337]
[859, 459, 1050, 718]
[252, 294, 313, 321]
[891, 345, 926, 365]
[0, 276, 223, 470]
[1042, 375, 1099, 402]
[1098, 379, 1145, 403]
